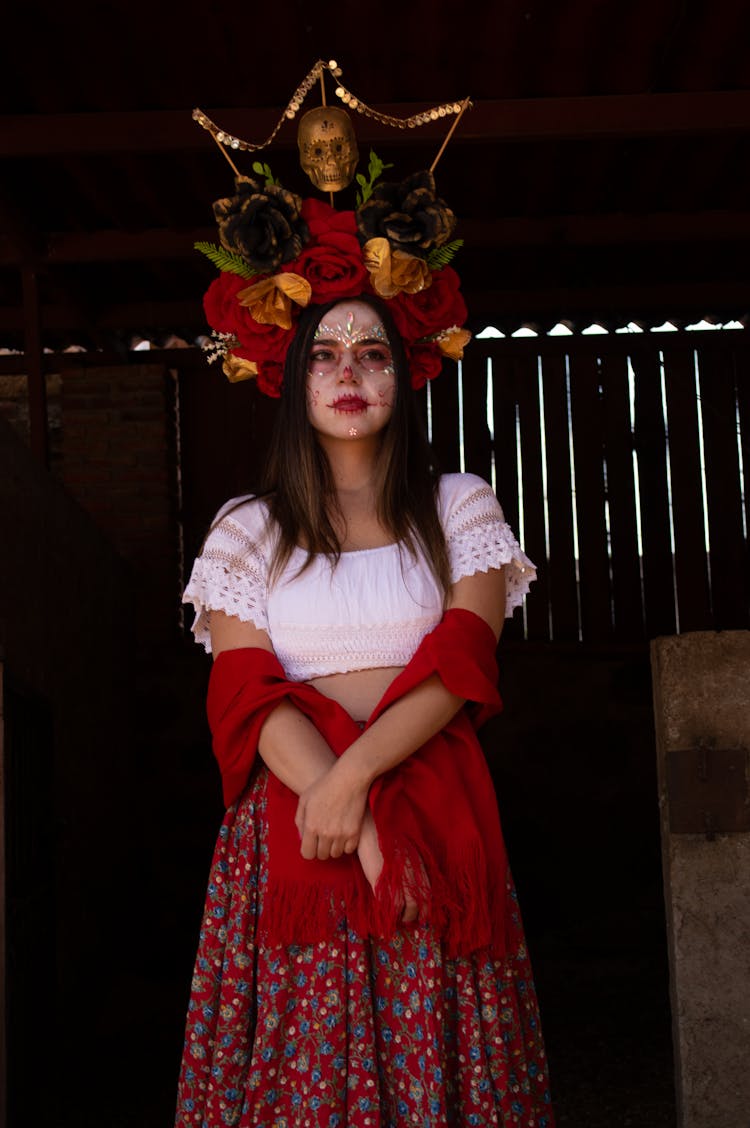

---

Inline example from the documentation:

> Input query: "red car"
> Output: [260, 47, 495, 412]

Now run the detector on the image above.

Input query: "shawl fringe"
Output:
[208, 608, 510, 957]
[256, 839, 510, 958]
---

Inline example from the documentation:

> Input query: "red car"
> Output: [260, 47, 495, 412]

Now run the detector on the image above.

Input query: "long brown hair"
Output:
[261, 294, 451, 593]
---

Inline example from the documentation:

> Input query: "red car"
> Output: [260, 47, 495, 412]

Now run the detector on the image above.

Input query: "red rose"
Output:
[203, 271, 248, 334]
[407, 343, 444, 390]
[203, 272, 292, 364]
[233, 322, 291, 368]
[256, 360, 284, 398]
[389, 266, 467, 343]
[283, 201, 368, 303]
[301, 199, 358, 239]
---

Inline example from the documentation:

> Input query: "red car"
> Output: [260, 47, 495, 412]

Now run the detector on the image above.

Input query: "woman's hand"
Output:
[357, 814, 420, 924]
[295, 759, 369, 861]
[356, 810, 384, 892]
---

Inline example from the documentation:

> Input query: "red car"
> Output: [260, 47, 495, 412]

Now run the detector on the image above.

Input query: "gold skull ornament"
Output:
[298, 106, 359, 192]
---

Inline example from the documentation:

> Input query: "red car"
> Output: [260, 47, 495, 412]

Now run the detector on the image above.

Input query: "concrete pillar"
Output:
[651, 631, 750, 1128]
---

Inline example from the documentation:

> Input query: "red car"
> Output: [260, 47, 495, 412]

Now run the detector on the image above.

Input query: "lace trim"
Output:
[273, 616, 440, 681]
[448, 483, 502, 522]
[183, 483, 537, 657]
[445, 486, 536, 613]
[183, 550, 268, 652]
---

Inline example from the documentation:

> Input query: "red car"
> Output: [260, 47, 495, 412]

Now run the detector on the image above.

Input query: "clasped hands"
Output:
[295, 757, 368, 862]
[294, 758, 419, 922]
[295, 759, 382, 895]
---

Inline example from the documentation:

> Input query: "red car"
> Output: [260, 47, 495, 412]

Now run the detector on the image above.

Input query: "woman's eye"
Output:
[360, 348, 391, 366]
[310, 349, 335, 364]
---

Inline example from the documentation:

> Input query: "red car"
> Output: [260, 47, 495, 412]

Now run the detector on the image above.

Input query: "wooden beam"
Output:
[21, 268, 48, 468]
[0, 188, 42, 262]
[0, 210, 748, 268]
[462, 211, 750, 246]
[0, 348, 211, 375]
[1, 326, 746, 378]
[2, 91, 750, 158]
[0, 666, 6, 1128]
[1, 280, 749, 337]
[468, 281, 750, 316]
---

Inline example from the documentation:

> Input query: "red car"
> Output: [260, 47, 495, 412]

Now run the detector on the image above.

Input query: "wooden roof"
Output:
[2, 0, 750, 352]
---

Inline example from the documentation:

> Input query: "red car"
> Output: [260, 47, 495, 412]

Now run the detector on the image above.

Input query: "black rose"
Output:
[213, 175, 309, 274]
[356, 170, 456, 258]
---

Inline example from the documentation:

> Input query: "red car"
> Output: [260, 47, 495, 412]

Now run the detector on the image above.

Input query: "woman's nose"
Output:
[339, 363, 358, 383]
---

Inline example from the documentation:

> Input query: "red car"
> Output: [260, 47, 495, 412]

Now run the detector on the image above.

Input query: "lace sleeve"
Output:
[443, 477, 537, 616]
[182, 512, 269, 653]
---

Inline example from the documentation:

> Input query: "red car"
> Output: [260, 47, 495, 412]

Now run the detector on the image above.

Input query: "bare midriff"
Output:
[307, 666, 405, 723]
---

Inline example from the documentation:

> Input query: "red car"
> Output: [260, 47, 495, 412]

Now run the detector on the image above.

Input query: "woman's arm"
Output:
[295, 567, 506, 847]
[210, 610, 367, 857]
[210, 611, 337, 799]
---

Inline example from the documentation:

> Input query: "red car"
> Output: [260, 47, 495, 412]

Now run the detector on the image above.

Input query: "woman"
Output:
[175, 289, 554, 1126]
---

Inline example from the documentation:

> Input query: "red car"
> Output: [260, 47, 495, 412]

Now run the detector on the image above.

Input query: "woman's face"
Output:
[305, 300, 396, 443]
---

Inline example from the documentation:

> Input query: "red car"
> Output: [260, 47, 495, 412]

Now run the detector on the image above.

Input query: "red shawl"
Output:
[207, 608, 510, 956]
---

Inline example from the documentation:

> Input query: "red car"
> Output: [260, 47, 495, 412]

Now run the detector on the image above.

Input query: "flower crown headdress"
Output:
[194, 60, 472, 398]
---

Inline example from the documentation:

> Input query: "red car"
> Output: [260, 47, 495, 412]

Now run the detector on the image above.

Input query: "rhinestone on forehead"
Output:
[313, 313, 390, 349]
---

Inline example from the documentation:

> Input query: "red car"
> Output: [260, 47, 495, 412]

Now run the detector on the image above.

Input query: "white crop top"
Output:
[183, 473, 536, 681]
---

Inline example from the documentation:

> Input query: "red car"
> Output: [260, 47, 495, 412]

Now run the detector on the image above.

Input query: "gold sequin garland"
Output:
[193, 59, 470, 154]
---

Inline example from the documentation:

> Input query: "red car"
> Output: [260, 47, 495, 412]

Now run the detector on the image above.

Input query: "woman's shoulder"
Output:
[437, 473, 504, 522]
[184, 494, 273, 651]
[206, 493, 274, 543]
[436, 474, 537, 608]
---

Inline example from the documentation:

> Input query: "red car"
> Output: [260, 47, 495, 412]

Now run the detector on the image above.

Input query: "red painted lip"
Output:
[331, 396, 369, 412]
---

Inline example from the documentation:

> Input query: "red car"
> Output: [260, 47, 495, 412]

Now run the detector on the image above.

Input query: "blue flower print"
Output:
[173, 777, 554, 1128]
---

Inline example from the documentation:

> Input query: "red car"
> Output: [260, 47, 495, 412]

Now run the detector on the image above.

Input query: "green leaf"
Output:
[426, 238, 464, 270]
[372, 151, 393, 181]
[251, 160, 278, 185]
[194, 242, 258, 279]
[355, 149, 394, 210]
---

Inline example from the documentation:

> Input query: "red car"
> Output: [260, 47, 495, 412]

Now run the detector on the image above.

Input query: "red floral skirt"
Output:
[175, 769, 555, 1127]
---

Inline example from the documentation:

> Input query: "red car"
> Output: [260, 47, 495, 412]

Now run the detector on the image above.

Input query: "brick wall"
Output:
[0, 363, 181, 641]
[59, 365, 177, 613]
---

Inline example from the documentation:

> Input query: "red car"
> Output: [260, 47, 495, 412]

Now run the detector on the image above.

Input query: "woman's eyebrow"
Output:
[310, 335, 390, 348]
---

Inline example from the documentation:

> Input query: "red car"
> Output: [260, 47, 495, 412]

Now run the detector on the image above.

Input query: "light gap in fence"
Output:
[735, 390, 747, 542]
[627, 357, 647, 621]
[514, 399, 528, 639]
[425, 379, 433, 445]
[487, 358, 497, 496]
[598, 366, 617, 635]
[693, 352, 714, 601]
[565, 354, 583, 641]
[457, 360, 466, 474]
[658, 350, 681, 634]
[536, 357, 553, 640]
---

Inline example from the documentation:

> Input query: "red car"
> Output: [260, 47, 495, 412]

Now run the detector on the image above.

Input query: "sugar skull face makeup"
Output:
[309, 309, 393, 377]
[306, 302, 396, 442]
